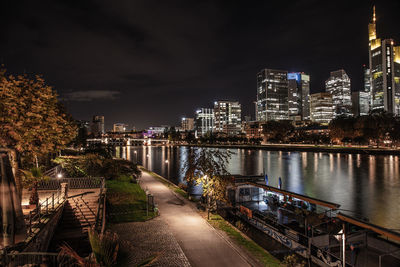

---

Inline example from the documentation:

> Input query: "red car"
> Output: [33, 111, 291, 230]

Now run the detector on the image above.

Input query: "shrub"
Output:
[54, 155, 141, 180]
[88, 228, 119, 267]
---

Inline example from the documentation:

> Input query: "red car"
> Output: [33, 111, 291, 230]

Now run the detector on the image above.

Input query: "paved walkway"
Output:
[140, 171, 252, 267]
[112, 218, 191, 266]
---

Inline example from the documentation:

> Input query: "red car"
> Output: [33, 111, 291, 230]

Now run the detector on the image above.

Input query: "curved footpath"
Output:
[139, 171, 254, 267]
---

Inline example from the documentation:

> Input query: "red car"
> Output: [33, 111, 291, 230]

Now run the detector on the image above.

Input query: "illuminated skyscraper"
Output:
[288, 72, 310, 121]
[352, 91, 370, 116]
[368, 6, 400, 114]
[362, 65, 372, 114]
[195, 108, 214, 136]
[256, 69, 288, 121]
[181, 117, 194, 131]
[325, 69, 352, 117]
[310, 93, 334, 125]
[214, 101, 242, 135]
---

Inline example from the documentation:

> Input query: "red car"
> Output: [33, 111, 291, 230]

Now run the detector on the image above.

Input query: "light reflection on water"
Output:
[115, 145, 400, 229]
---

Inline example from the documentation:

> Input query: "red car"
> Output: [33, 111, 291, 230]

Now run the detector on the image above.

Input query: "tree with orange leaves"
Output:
[0, 67, 77, 169]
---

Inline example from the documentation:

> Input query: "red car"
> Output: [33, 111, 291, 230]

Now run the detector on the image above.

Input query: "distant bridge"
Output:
[87, 137, 169, 146]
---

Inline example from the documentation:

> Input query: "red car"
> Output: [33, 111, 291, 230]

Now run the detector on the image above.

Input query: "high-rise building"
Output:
[362, 65, 372, 113]
[288, 72, 311, 121]
[310, 92, 334, 125]
[325, 69, 352, 117]
[256, 69, 288, 121]
[181, 117, 194, 131]
[352, 91, 370, 117]
[91, 115, 104, 136]
[368, 6, 400, 114]
[214, 101, 242, 135]
[195, 108, 214, 136]
[113, 123, 127, 132]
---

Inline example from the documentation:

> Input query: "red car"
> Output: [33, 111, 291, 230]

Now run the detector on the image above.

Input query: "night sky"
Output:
[1, 0, 399, 130]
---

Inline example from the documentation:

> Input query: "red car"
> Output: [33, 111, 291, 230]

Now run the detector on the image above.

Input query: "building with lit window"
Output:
[352, 91, 370, 117]
[310, 92, 334, 125]
[181, 117, 194, 131]
[214, 101, 242, 135]
[91, 115, 104, 136]
[325, 69, 352, 117]
[256, 69, 288, 121]
[368, 6, 400, 114]
[243, 121, 263, 139]
[288, 72, 310, 121]
[195, 108, 214, 136]
[113, 123, 128, 133]
[363, 65, 372, 112]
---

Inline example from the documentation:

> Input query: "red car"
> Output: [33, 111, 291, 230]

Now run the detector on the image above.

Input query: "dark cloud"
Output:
[1, 0, 399, 129]
[63, 90, 120, 102]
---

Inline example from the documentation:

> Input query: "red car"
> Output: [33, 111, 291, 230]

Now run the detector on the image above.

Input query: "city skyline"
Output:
[1, 1, 399, 129]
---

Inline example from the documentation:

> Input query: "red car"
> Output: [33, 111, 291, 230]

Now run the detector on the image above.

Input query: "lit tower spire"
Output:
[373, 5, 376, 23]
[368, 5, 377, 42]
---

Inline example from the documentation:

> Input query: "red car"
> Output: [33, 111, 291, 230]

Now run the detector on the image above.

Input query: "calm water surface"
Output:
[115, 145, 400, 230]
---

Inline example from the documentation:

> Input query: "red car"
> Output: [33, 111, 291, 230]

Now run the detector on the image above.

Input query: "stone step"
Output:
[62, 217, 96, 222]
[61, 223, 94, 229]
[66, 205, 97, 209]
[68, 199, 98, 202]
[66, 207, 98, 211]
[65, 207, 98, 212]
[64, 212, 97, 218]
[68, 202, 98, 206]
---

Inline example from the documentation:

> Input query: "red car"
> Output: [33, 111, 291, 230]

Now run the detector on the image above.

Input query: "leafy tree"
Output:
[389, 117, 400, 147]
[0, 68, 77, 168]
[185, 131, 195, 144]
[262, 120, 294, 143]
[21, 167, 50, 205]
[74, 123, 89, 148]
[328, 116, 356, 144]
[54, 154, 141, 180]
[183, 148, 232, 218]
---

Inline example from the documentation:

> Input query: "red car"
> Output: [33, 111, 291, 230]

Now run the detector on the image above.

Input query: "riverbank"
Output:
[181, 143, 400, 155]
[138, 168, 280, 266]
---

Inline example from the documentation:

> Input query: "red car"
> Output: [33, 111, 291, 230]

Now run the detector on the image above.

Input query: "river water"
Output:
[115, 145, 400, 230]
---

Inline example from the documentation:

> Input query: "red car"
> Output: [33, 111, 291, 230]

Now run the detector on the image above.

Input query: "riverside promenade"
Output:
[136, 171, 254, 267]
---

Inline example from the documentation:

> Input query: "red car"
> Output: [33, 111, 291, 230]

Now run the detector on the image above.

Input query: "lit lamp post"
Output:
[134, 150, 137, 164]
[204, 175, 211, 220]
[342, 223, 346, 266]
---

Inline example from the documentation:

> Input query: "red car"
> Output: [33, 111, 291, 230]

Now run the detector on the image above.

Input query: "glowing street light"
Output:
[57, 173, 63, 179]
[165, 160, 169, 164]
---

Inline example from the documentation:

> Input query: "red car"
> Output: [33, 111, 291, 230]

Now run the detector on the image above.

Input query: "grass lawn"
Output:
[208, 214, 280, 267]
[106, 175, 155, 223]
[140, 167, 189, 199]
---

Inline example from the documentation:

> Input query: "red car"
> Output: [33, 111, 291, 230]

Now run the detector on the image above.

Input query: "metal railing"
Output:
[43, 165, 61, 178]
[95, 188, 107, 234]
[37, 177, 105, 190]
[0, 251, 79, 267]
[27, 191, 65, 236]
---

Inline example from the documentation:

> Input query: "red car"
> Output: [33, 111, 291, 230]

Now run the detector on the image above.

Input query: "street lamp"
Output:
[57, 173, 63, 179]
[165, 160, 169, 164]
